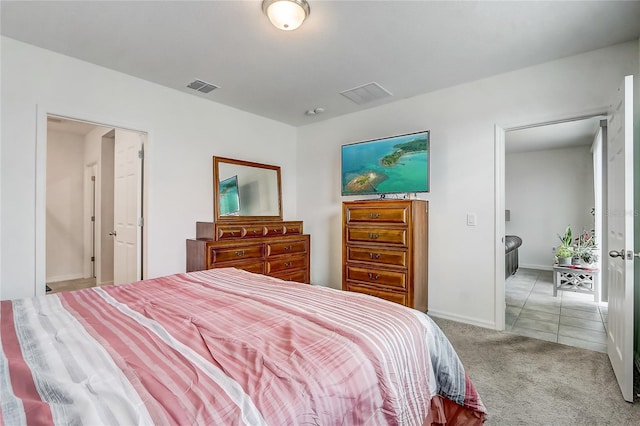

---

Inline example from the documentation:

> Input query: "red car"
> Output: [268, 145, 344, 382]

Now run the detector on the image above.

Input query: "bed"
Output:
[1, 268, 486, 425]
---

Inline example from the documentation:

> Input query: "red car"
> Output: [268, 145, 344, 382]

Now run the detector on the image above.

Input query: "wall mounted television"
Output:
[341, 130, 430, 196]
[218, 175, 240, 216]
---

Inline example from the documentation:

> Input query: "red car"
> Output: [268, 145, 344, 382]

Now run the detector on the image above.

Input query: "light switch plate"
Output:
[467, 213, 477, 226]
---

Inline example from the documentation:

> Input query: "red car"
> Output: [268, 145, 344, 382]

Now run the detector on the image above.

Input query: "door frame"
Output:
[83, 162, 98, 279]
[35, 105, 148, 296]
[494, 111, 608, 330]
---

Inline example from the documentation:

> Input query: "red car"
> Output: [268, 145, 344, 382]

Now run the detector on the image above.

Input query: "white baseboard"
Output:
[519, 263, 553, 271]
[427, 309, 496, 330]
[46, 273, 84, 283]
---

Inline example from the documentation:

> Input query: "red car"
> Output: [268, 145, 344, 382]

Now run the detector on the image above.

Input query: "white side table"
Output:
[552, 265, 600, 302]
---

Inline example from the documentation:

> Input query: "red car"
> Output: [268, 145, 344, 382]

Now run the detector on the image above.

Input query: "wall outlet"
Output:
[551, 247, 556, 253]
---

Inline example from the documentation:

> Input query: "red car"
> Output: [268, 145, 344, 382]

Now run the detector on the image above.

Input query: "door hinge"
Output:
[91, 216, 95, 222]
[138, 149, 144, 160]
[91, 256, 95, 262]
[138, 217, 144, 227]
[91, 176, 96, 182]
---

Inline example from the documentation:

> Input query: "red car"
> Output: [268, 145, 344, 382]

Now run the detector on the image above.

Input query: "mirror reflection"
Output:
[214, 157, 282, 221]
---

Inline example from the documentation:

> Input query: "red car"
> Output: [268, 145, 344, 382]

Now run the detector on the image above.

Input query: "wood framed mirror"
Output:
[213, 156, 283, 222]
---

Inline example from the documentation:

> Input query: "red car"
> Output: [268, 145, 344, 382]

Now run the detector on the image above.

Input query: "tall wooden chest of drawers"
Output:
[187, 221, 310, 283]
[342, 199, 428, 311]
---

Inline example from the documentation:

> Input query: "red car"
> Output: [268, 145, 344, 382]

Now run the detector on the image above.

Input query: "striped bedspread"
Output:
[1, 268, 486, 425]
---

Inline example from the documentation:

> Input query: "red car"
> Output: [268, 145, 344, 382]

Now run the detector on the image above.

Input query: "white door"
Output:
[113, 129, 143, 285]
[606, 75, 634, 402]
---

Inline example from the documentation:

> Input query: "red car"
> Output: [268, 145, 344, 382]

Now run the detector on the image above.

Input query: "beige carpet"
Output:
[432, 317, 639, 425]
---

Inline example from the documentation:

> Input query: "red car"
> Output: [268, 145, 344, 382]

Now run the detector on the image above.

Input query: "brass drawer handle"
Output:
[284, 261, 292, 267]
[369, 252, 381, 259]
[273, 228, 281, 233]
[235, 250, 245, 257]
[252, 230, 259, 235]
[284, 245, 293, 251]
[368, 232, 380, 239]
[368, 273, 380, 280]
[230, 231, 236, 236]
[369, 212, 380, 219]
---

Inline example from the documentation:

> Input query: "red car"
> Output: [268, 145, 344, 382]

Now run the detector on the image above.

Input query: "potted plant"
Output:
[573, 229, 598, 265]
[556, 226, 573, 265]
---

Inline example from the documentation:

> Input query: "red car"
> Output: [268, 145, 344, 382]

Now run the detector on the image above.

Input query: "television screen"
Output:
[218, 175, 240, 216]
[341, 130, 429, 196]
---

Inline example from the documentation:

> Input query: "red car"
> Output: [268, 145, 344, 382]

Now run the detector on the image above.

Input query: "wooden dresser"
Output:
[342, 199, 428, 311]
[186, 221, 310, 283]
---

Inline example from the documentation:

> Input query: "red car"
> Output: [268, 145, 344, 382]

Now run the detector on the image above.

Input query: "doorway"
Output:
[495, 115, 607, 352]
[44, 115, 145, 292]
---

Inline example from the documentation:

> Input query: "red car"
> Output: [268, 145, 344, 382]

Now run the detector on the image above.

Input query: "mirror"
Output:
[213, 156, 283, 222]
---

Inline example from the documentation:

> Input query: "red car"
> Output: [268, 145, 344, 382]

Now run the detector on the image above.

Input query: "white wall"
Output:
[296, 41, 639, 328]
[0, 37, 297, 300]
[46, 129, 85, 282]
[505, 146, 595, 270]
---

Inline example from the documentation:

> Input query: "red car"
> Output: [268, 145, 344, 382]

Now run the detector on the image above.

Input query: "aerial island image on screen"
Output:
[342, 132, 428, 195]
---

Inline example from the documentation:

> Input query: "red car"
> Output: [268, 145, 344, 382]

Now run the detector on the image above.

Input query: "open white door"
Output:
[113, 129, 143, 285]
[606, 75, 634, 402]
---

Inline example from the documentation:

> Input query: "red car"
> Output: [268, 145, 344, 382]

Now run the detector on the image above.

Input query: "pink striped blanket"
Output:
[1, 268, 486, 425]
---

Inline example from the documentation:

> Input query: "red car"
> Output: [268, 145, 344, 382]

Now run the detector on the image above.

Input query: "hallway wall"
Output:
[46, 129, 85, 282]
[505, 145, 595, 270]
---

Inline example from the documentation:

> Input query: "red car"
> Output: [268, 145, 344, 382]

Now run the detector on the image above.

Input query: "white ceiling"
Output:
[505, 116, 605, 154]
[47, 116, 107, 136]
[2, 1, 640, 128]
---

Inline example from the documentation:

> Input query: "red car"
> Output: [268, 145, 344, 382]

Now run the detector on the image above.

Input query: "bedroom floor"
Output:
[505, 268, 607, 353]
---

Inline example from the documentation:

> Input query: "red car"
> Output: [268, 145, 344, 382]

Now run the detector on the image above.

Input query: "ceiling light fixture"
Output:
[262, 0, 310, 31]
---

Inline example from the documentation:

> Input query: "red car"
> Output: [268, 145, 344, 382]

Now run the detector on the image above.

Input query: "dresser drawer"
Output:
[213, 260, 265, 275]
[208, 244, 263, 264]
[216, 225, 247, 240]
[345, 206, 408, 225]
[216, 225, 266, 239]
[346, 246, 407, 267]
[266, 255, 307, 274]
[264, 225, 286, 237]
[345, 265, 407, 290]
[345, 283, 407, 306]
[270, 269, 309, 283]
[346, 227, 407, 246]
[266, 239, 308, 257]
[283, 222, 303, 235]
[244, 226, 267, 238]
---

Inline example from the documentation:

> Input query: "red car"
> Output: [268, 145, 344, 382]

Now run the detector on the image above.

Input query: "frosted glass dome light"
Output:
[262, 0, 310, 31]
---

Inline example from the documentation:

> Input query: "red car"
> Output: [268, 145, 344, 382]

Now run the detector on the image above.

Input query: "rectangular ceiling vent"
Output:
[187, 79, 219, 94]
[340, 82, 393, 105]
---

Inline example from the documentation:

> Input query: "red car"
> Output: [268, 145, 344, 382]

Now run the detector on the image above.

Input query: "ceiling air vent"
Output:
[187, 79, 219, 94]
[340, 82, 393, 105]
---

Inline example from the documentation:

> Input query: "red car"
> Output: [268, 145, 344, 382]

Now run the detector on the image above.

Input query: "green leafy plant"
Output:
[556, 245, 573, 259]
[557, 225, 572, 249]
[573, 229, 598, 264]
[555, 225, 574, 260]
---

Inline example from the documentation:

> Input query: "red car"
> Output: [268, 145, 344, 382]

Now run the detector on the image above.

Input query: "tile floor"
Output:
[506, 268, 608, 353]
